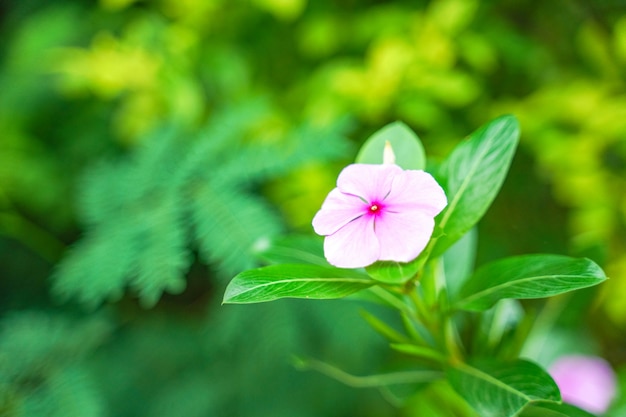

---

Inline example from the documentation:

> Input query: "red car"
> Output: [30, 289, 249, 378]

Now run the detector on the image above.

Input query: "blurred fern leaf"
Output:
[52, 101, 351, 308]
[192, 187, 280, 275]
[0, 312, 110, 417]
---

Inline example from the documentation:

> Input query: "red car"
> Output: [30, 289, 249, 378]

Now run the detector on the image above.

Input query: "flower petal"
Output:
[312, 188, 367, 236]
[323, 216, 380, 268]
[550, 355, 617, 414]
[385, 170, 447, 217]
[375, 210, 435, 262]
[336, 164, 402, 202]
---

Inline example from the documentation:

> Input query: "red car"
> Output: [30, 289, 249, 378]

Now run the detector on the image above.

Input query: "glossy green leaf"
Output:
[432, 115, 519, 256]
[455, 254, 607, 311]
[520, 402, 596, 417]
[365, 260, 421, 284]
[356, 121, 426, 170]
[447, 359, 561, 417]
[223, 264, 376, 304]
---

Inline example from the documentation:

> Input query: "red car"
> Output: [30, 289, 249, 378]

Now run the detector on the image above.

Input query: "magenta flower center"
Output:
[368, 201, 384, 215]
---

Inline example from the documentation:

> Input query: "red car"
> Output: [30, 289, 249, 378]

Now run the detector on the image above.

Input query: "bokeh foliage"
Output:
[2, 0, 626, 416]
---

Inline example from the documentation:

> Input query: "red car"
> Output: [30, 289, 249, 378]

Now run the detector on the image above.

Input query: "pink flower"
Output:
[312, 164, 447, 268]
[549, 354, 617, 414]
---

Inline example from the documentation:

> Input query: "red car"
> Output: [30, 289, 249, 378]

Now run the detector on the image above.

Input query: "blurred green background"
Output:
[2, 0, 626, 416]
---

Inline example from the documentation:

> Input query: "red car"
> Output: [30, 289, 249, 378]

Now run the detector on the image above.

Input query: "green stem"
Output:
[408, 285, 451, 357]
[400, 310, 430, 346]
[409, 286, 432, 325]
[360, 309, 412, 344]
[443, 316, 464, 363]
[293, 356, 443, 388]
[368, 286, 412, 314]
[407, 259, 465, 364]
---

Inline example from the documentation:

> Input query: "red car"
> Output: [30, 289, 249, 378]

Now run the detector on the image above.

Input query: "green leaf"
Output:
[365, 260, 421, 284]
[447, 359, 561, 417]
[223, 264, 376, 304]
[433, 115, 519, 256]
[455, 254, 607, 311]
[390, 343, 448, 363]
[356, 121, 426, 170]
[403, 381, 481, 417]
[520, 403, 597, 417]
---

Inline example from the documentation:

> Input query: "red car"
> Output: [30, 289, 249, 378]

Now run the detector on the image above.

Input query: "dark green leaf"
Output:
[223, 264, 376, 304]
[447, 359, 561, 417]
[455, 254, 607, 311]
[356, 121, 426, 170]
[433, 115, 519, 256]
